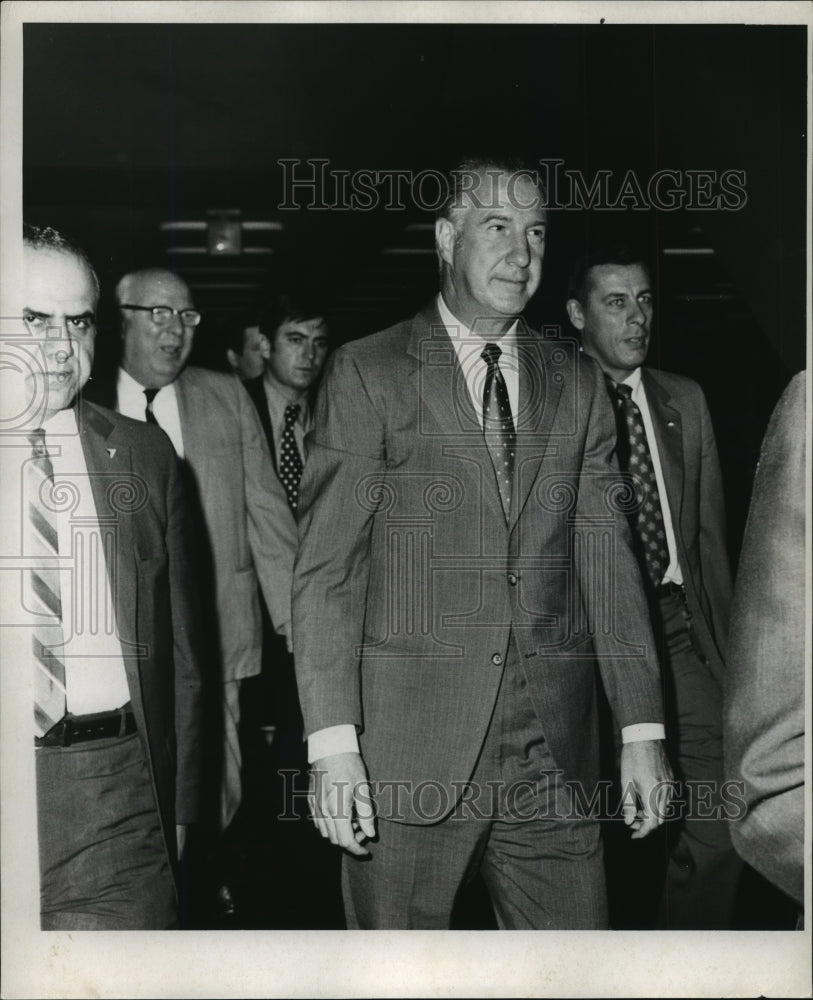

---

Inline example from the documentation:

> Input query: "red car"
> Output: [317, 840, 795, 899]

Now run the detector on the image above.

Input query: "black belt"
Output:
[657, 580, 685, 599]
[35, 704, 136, 747]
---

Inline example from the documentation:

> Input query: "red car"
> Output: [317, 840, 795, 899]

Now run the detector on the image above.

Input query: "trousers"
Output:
[342, 632, 607, 929]
[36, 730, 177, 930]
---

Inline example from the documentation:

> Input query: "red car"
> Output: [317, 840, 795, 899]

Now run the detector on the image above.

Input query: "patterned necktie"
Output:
[144, 387, 159, 425]
[279, 403, 304, 516]
[608, 380, 669, 588]
[481, 343, 516, 521]
[25, 429, 67, 736]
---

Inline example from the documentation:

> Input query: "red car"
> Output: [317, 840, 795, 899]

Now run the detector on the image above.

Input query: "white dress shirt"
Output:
[307, 299, 664, 761]
[117, 367, 185, 458]
[31, 408, 131, 715]
[619, 367, 683, 587]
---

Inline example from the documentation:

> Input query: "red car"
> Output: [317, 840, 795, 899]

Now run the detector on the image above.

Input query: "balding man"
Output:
[10, 226, 202, 928]
[87, 268, 296, 867]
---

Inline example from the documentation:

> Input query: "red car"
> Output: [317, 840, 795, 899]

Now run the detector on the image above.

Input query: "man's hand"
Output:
[309, 751, 376, 856]
[619, 739, 673, 840]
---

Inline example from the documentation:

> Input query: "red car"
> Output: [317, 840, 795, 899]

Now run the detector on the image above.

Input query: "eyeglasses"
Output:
[120, 304, 202, 327]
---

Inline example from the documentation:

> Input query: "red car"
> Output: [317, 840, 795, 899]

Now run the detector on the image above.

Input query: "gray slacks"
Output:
[36, 731, 177, 930]
[343, 634, 607, 929]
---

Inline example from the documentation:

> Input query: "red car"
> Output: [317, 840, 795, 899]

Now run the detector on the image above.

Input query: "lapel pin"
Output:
[667, 421, 675, 428]
[106, 448, 116, 458]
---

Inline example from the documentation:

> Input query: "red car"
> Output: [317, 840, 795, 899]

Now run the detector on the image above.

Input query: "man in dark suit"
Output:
[86, 268, 297, 856]
[241, 293, 337, 926]
[292, 159, 672, 929]
[12, 224, 202, 928]
[566, 246, 743, 928]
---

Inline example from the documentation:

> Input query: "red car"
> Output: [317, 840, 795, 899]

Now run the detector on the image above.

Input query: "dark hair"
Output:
[260, 292, 328, 343]
[436, 155, 547, 221]
[23, 222, 100, 296]
[567, 245, 650, 303]
[225, 313, 263, 355]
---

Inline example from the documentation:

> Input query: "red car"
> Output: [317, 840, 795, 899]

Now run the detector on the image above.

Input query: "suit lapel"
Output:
[244, 375, 276, 468]
[76, 401, 146, 729]
[642, 368, 684, 521]
[408, 305, 507, 525]
[510, 330, 561, 530]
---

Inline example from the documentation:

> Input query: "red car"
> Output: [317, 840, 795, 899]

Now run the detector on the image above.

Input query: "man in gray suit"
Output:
[87, 268, 297, 849]
[292, 158, 673, 929]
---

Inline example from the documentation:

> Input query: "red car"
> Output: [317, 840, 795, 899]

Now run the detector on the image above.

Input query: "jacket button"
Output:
[507, 572, 518, 586]
[491, 653, 503, 666]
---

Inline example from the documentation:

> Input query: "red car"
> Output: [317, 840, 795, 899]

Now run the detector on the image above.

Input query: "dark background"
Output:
[24, 21, 808, 563]
[22, 19, 808, 930]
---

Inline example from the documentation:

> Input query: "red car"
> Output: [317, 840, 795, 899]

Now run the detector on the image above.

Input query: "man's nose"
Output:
[165, 312, 185, 337]
[50, 329, 75, 364]
[507, 234, 531, 268]
[628, 301, 647, 325]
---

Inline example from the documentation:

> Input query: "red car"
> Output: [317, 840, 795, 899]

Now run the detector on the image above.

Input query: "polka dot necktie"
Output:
[608, 379, 669, 589]
[26, 428, 67, 735]
[279, 403, 304, 516]
[481, 343, 515, 521]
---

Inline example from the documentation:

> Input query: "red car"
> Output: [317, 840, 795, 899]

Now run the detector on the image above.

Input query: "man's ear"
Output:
[435, 217, 456, 268]
[259, 333, 271, 360]
[566, 298, 585, 331]
[226, 348, 239, 370]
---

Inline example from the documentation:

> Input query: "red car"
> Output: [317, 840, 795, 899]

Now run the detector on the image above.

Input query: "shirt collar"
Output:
[436, 293, 518, 368]
[118, 366, 176, 402]
[619, 367, 643, 391]
[42, 406, 78, 434]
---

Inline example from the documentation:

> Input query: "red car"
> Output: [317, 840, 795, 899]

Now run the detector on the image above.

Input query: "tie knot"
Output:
[611, 380, 633, 401]
[284, 403, 300, 427]
[144, 387, 160, 404]
[481, 342, 502, 368]
[27, 428, 48, 457]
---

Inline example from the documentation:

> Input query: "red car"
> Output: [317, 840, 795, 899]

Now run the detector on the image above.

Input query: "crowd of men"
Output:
[8, 155, 804, 931]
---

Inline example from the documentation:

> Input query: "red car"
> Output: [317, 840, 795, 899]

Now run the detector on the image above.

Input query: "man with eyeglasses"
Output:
[87, 268, 297, 917]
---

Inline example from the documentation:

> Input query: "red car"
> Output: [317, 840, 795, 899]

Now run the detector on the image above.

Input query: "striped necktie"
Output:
[481, 342, 515, 521]
[25, 428, 67, 736]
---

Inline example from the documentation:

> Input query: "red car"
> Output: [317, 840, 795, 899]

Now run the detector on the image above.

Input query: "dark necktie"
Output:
[279, 403, 304, 516]
[26, 429, 67, 735]
[144, 387, 159, 425]
[481, 342, 516, 521]
[607, 379, 669, 588]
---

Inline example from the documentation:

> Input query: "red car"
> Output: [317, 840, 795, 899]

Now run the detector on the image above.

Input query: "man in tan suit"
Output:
[292, 158, 673, 928]
[87, 269, 296, 855]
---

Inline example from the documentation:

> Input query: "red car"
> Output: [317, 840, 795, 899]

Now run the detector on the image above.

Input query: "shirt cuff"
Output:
[621, 723, 666, 744]
[307, 724, 359, 763]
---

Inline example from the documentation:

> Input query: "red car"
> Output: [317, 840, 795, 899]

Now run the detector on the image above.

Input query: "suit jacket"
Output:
[76, 399, 202, 859]
[292, 302, 664, 823]
[639, 368, 733, 687]
[89, 366, 297, 683]
[725, 371, 806, 906]
[243, 374, 277, 470]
